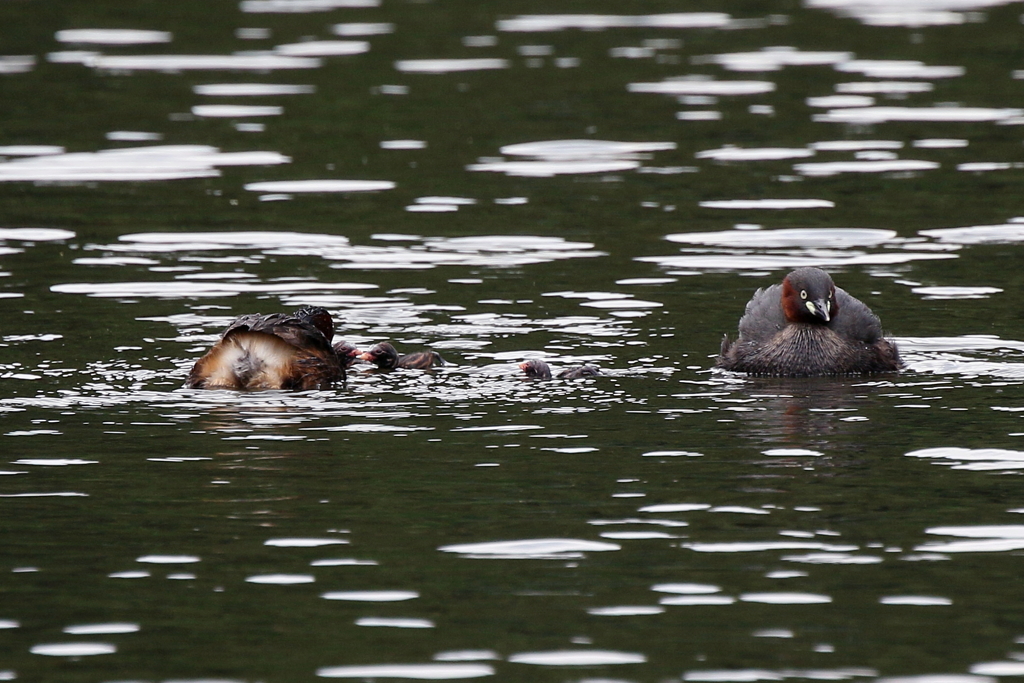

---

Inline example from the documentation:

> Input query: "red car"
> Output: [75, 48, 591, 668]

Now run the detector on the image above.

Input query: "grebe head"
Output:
[357, 342, 400, 368]
[295, 306, 335, 340]
[519, 359, 552, 380]
[780, 267, 838, 324]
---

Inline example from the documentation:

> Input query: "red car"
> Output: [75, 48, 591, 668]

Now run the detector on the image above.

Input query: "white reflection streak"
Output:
[0, 56, 36, 74]
[245, 179, 395, 193]
[700, 48, 852, 72]
[914, 539, 1024, 553]
[629, 79, 776, 96]
[684, 668, 877, 681]
[496, 13, 731, 31]
[807, 95, 874, 108]
[48, 50, 100, 65]
[194, 83, 316, 96]
[63, 623, 140, 635]
[0, 145, 289, 182]
[89, 54, 322, 71]
[739, 592, 832, 604]
[322, 590, 418, 601]
[317, 663, 494, 679]
[836, 81, 934, 94]
[834, 60, 965, 78]
[501, 139, 675, 158]
[920, 222, 1024, 244]
[811, 140, 903, 151]
[467, 160, 638, 176]
[55, 29, 172, 44]
[120, 230, 352, 248]
[637, 253, 956, 271]
[395, 58, 508, 73]
[275, 40, 370, 56]
[260, 234, 603, 268]
[30, 643, 117, 657]
[469, 139, 674, 177]
[246, 573, 315, 584]
[685, 541, 858, 552]
[699, 199, 834, 209]
[911, 286, 1002, 299]
[0, 145, 65, 156]
[192, 105, 284, 117]
[806, 0, 1010, 27]
[813, 106, 1023, 124]
[507, 650, 647, 665]
[334, 22, 395, 36]
[781, 553, 882, 565]
[439, 538, 620, 557]
[914, 525, 1024, 553]
[0, 228, 75, 240]
[241, 0, 380, 12]
[665, 227, 895, 248]
[356, 617, 434, 628]
[51, 281, 378, 298]
[696, 147, 814, 161]
[794, 159, 939, 176]
[652, 583, 721, 594]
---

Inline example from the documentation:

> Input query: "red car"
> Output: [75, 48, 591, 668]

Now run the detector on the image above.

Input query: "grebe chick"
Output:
[519, 359, 552, 380]
[357, 342, 446, 370]
[519, 359, 601, 380]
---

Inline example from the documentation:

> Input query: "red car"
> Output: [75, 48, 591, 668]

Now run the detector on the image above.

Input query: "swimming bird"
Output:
[716, 267, 901, 377]
[186, 306, 359, 390]
[519, 359, 552, 380]
[519, 359, 601, 380]
[357, 342, 446, 370]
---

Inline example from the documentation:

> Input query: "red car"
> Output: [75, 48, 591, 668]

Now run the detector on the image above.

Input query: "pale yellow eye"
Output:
[800, 290, 807, 299]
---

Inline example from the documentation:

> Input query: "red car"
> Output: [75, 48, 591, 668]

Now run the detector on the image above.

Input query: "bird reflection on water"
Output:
[713, 375, 894, 450]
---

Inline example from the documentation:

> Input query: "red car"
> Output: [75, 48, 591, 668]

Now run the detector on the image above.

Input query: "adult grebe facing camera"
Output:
[716, 267, 901, 377]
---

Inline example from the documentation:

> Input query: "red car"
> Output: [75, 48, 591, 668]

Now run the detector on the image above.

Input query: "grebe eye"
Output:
[800, 290, 807, 300]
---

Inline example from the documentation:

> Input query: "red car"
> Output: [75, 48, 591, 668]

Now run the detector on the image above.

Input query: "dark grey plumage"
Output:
[358, 342, 446, 370]
[717, 268, 901, 377]
[519, 359, 601, 380]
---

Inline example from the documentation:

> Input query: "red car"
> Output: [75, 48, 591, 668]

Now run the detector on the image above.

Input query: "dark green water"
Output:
[4, 1, 1024, 682]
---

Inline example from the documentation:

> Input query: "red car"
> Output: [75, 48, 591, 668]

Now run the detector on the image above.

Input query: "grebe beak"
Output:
[806, 298, 831, 322]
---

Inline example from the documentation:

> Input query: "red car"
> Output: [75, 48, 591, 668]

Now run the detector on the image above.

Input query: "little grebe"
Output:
[186, 306, 360, 390]
[357, 342, 446, 370]
[519, 359, 601, 380]
[716, 267, 901, 377]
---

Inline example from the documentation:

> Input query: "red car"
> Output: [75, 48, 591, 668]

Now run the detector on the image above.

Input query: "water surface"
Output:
[3, 1, 1024, 681]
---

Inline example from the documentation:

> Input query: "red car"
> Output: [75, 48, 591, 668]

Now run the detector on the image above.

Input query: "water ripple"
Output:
[507, 649, 646, 665]
[497, 13, 731, 32]
[695, 47, 852, 72]
[629, 78, 776, 96]
[56, 29, 172, 45]
[317, 663, 494, 679]
[395, 59, 508, 74]
[0, 145, 288, 182]
[814, 106, 1021, 125]
[439, 538, 620, 558]
[91, 54, 322, 71]
[30, 642, 117, 657]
